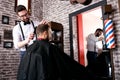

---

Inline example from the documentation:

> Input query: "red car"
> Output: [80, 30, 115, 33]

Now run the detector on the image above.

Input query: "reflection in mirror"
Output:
[78, 6, 103, 66]
[69, 0, 113, 80]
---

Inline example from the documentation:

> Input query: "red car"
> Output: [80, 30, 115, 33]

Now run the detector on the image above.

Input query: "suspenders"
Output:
[31, 21, 37, 40]
[18, 20, 36, 49]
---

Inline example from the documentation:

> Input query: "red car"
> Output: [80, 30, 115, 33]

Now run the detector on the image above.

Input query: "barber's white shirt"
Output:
[87, 33, 98, 52]
[96, 41, 103, 52]
[12, 20, 39, 51]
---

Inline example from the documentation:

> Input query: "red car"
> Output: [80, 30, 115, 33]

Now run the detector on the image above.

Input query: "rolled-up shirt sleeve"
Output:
[87, 33, 98, 52]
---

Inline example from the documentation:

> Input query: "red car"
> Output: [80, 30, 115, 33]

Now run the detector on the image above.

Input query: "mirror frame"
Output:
[69, 1, 115, 79]
[69, 0, 107, 58]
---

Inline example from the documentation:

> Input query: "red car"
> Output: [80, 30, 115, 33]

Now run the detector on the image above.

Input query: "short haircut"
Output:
[15, 5, 27, 14]
[36, 24, 49, 36]
[95, 28, 103, 32]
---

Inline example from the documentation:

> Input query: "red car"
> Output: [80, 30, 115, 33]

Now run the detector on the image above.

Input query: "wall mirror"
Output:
[69, 0, 114, 80]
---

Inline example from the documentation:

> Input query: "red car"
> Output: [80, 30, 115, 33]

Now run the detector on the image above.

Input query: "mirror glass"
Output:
[78, 6, 103, 66]
[69, 0, 113, 79]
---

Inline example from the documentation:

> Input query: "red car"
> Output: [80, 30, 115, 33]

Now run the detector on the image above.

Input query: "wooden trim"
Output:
[77, 14, 85, 66]
[118, 0, 120, 12]
[14, 0, 17, 12]
[28, 0, 31, 15]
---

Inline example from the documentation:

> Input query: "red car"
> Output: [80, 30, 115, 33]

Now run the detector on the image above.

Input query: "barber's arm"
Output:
[98, 33, 104, 41]
[13, 32, 34, 49]
[96, 41, 103, 56]
[98, 36, 104, 41]
[17, 33, 34, 48]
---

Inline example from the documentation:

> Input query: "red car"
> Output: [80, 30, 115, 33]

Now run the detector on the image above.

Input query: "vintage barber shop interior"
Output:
[0, 0, 120, 80]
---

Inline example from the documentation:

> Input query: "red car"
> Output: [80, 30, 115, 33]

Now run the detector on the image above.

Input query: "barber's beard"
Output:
[23, 18, 30, 23]
[96, 33, 100, 37]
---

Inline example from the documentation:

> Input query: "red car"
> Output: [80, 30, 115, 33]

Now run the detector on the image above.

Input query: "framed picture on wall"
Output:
[4, 29, 13, 40]
[3, 41, 13, 48]
[2, 15, 9, 24]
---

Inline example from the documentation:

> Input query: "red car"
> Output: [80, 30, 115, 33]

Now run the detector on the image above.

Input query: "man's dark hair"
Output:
[95, 28, 103, 32]
[16, 5, 27, 14]
[36, 24, 49, 35]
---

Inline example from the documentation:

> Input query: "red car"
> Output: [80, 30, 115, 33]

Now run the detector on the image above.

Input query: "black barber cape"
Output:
[17, 40, 96, 80]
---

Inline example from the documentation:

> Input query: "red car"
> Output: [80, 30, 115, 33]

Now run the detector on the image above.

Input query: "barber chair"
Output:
[95, 49, 113, 80]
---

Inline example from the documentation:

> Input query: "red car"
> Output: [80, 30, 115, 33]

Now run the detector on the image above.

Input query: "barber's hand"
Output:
[98, 36, 104, 41]
[40, 19, 47, 24]
[25, 33, 34, 43]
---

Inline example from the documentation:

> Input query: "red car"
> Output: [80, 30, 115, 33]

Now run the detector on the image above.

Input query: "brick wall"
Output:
[0, 0, 43, 80]
[0, 0, 19, 80]
[31, 0, 43, 21]
[107, 0, 120, 80]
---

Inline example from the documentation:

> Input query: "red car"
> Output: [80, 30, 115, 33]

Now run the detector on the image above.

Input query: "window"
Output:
[15, 0, 31, 14]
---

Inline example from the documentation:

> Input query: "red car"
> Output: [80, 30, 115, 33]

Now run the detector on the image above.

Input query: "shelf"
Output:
[48, 21, 64, 51]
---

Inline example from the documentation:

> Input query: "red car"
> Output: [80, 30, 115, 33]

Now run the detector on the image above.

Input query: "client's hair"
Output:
[36, 24, 52, 40]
